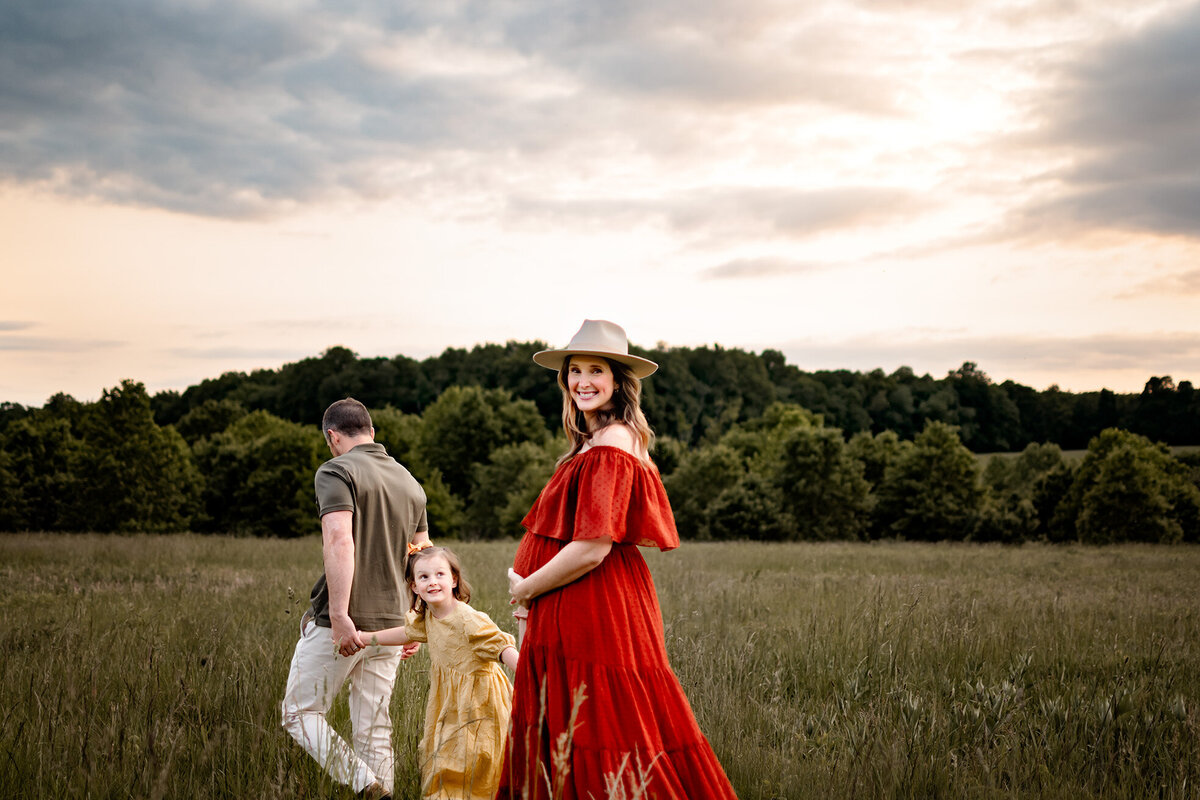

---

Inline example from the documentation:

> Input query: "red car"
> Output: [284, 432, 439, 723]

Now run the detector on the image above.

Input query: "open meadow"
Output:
[2, 534, 1198, 799]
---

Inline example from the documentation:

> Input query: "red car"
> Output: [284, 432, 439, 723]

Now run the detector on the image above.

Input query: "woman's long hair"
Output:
[556, 357, 655, 466]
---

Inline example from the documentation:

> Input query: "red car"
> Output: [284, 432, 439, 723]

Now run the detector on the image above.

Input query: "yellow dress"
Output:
[406, 603, 515, 800]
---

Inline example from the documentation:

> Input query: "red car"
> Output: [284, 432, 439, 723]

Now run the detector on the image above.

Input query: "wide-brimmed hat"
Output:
[532, 319, 659, 378]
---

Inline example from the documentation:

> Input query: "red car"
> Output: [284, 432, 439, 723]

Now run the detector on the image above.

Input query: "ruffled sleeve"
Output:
[463, 606, 517, 662]
[521, 447, 680, 550]
[404, 609, 428, 643]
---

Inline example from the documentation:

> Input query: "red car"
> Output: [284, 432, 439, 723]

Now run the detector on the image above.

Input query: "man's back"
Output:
[310, 442, 427, 630]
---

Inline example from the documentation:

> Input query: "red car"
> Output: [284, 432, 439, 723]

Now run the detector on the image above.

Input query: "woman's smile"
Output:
[567, 356, 615, 414]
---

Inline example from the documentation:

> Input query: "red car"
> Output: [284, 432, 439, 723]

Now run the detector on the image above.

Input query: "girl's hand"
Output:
[511, 605, 529, 620]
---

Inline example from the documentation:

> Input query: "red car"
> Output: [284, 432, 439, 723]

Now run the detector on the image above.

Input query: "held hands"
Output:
[348, 629, 422, 660]
[331, 613, 364, 657]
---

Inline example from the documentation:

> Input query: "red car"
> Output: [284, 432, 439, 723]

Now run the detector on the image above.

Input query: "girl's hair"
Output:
[556, 356, 655, 466]
[405, 546, 472, 616]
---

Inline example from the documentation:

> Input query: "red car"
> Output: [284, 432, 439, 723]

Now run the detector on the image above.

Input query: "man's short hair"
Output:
[322, 398, 373, 438]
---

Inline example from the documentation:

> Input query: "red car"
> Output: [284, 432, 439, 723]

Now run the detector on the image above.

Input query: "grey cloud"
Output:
[0, 333, 123, 352]
[511, 186, 926, 241]
[1118, 268, 1200, 297]
[703, 257, 827, 279]
[504, 9, 904, 114]
[0, 0, 913, 218]
[1026, 2, 1200, 238]
[0, 322, 34, 332]
[0, 0, 548, 216]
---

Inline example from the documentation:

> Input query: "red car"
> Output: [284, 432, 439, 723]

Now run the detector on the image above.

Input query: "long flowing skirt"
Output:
[496, 536, 738, 799]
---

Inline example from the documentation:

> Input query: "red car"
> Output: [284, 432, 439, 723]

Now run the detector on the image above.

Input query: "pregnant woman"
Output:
[498, 319, 738, 800]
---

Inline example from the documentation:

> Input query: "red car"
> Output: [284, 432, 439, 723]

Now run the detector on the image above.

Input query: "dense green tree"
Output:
[948, 362, 1023, 451]
[1033, 463, 1078, 542]
[847, 430, 913, 538]
[422, 340, 559, 423]
[719, 403, 820, 464]
[707, 472, 792, 541]
[0, 413, 85, 530]
[0, 401, 28, 430]
[664, 404, 819, 540]
[978, 443, 1070, 542]
[648, 436, 686, 477]
[874, 422, 984, 541]
[193, 410, 325, 537]
[664, 444, 743, 539]
[370, 406, 425, 471]
[418, 385, 546, 500]
[174, 399, 249, 445]
[469, 439, 560, 538]
[129, 340, 1200, 454]
[775, 426, 870, 540]
[1054, 429, 1200, 544]
[0, 448, 17, 530]
[847, 430, 911, 489]
[74, 381, 202, 532]
[416, 469, 466, 539]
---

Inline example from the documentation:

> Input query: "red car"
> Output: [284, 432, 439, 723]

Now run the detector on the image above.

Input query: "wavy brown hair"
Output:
[405, 546, 473, 617]
[556, 356, 655, 466]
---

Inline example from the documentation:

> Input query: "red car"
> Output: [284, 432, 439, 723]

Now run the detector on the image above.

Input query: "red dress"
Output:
[496, 446, 738, 800]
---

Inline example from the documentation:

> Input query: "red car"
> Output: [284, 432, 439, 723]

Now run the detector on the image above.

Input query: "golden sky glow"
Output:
[3, 0, 1200, 406]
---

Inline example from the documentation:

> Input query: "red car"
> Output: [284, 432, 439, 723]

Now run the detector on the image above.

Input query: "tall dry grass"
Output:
[1, 534, 1197, 799]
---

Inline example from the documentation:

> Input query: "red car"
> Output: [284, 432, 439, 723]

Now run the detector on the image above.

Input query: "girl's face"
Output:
[411, 554, 457, 615]
[567, 356, 616, 416]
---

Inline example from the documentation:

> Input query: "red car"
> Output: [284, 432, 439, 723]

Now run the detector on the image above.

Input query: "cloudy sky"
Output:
[3, 0, 1200, 407]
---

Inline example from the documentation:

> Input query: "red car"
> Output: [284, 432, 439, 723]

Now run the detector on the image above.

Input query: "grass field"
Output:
[2, 534, 1198, 799]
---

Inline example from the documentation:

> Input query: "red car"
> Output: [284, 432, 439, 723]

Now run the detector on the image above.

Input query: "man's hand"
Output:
[330, 613, 365, 657]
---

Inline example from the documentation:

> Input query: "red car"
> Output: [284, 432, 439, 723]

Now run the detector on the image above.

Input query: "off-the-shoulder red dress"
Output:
[496, 446, 737, 800]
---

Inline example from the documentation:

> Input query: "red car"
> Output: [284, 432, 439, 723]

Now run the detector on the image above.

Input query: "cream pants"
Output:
[281, 617, 404, 794]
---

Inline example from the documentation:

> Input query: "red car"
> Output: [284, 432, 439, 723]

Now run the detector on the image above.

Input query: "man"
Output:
[282, 398, 429, 800]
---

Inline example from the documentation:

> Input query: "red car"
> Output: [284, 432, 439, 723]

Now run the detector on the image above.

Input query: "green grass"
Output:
[2, 534, 1198, 799]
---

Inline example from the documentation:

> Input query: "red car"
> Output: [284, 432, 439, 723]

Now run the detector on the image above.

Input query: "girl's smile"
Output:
[412, 554, 457, 616]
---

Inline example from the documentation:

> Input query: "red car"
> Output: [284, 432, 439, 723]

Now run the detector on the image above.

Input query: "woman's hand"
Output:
[508, 568, 529, 607]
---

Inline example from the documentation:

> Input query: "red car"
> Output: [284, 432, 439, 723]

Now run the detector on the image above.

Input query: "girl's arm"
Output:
[508, 535, 613, 605]
[500, 645, 519, 671]
[359, 625, 412, 646]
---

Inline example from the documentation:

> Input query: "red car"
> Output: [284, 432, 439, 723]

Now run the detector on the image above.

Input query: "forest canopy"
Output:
[2, 343, 1197, 541]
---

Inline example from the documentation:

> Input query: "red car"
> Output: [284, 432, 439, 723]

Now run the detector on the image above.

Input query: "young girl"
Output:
[359, 545, 519, 800]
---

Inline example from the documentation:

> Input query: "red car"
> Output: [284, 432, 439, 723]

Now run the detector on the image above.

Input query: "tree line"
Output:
[1, 344, 1198, 541]
[86, 343, 1200, 451]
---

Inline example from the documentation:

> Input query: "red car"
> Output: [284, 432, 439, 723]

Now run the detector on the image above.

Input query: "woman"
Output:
[498, 319, 737, 800]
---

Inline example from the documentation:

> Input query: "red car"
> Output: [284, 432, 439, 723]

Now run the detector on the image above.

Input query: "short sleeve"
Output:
[572, 451, 635, 542]
[314, 464, 354, 516]
[520, 447, 679, 550]
[415, 507, 428, 533]
[404, 610, 428, 643]
[464, 608, 516, 661]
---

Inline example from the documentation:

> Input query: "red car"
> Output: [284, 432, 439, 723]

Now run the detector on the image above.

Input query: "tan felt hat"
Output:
[532, 319, 659, 378]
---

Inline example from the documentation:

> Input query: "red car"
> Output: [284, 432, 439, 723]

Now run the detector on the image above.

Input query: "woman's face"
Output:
[567, 356, 616, 415]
